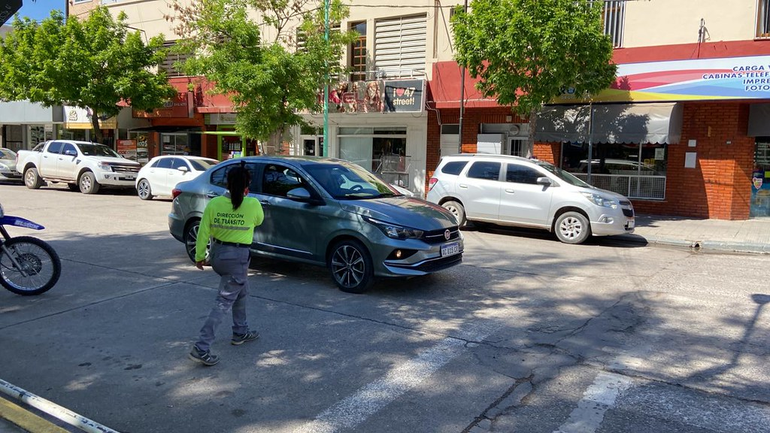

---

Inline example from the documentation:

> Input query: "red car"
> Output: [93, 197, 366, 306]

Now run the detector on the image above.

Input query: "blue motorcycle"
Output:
[0, 204, 61, 296]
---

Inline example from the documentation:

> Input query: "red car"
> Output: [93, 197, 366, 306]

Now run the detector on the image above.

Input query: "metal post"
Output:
[323, 0, 330, 157]
[457, 0, 468, 155]
[587, 102, 594, 184]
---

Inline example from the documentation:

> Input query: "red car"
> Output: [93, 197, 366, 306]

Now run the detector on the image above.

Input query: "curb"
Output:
[619, 234, 770, 255]
[0, 398, 68, 433]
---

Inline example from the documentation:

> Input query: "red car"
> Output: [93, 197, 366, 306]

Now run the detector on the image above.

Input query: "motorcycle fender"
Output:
[0, 216, 45, 230]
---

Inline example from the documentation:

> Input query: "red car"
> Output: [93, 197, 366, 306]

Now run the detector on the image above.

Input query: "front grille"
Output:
[421, 227, 461, 244]
[622, 208, 634, 217]
[112, 165, 140, 173]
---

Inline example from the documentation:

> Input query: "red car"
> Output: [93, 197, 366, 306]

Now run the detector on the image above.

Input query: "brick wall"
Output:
[633, 102, 754, 220]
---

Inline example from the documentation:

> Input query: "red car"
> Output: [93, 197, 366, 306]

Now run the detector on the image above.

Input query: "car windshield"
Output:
[189, 158, 219, 171]
[78, 143, 121, 158]
[304, 162, 398, 200]
[0, 149, 15, 159]
[534, 160, 591, 187]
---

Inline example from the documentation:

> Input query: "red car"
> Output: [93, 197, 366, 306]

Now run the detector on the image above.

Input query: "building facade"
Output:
[80, 0, 770, 219]
[430, 0, 770, 220]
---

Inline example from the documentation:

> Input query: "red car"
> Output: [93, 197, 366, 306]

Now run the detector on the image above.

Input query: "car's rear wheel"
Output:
[24, 167, 43, 189]
[441, 200, 466, 227]
[137, 179, 153, 200]
[328, 239, 373, 294]
[184, 219, 209, 263]
[79, 171, 100, 194]
[554, 211, 591, 244]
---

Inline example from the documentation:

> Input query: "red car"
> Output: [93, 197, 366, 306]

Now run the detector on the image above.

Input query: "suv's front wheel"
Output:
[328, 239, 373, 294]
[554, 211, 591, 244]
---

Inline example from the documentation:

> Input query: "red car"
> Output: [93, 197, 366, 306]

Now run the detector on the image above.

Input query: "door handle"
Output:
[205, 192, 219, 199]
[259, 200, 269, 206]
[504, 189, 515, 193]
[458, 184, 468, 189]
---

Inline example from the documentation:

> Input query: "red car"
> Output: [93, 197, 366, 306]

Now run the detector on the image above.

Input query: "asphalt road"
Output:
[1, 183, 769, 433]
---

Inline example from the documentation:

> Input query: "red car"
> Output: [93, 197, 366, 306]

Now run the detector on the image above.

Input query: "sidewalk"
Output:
[618, 214, 770, 254]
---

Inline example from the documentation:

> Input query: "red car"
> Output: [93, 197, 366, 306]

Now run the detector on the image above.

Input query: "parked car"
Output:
[0, 148, 22, 183]
[136, 155, 219, 200]
[426, 154, 635, 244]
[169, 156, 463, 293]
[16, 140, 140, 193]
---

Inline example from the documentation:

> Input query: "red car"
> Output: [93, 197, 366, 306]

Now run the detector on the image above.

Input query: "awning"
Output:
[535, 102, 683, 144]
[748, 103, 770, 137]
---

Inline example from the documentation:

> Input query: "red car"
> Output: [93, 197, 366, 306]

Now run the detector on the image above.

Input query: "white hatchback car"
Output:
[427, 154, 635, 244]
[136, 155, 219, 200]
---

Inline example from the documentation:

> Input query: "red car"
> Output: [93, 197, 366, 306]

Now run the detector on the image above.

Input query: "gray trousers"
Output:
[195, 243, 251, 352]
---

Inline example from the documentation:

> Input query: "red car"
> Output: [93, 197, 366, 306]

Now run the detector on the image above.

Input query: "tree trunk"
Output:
[527, 107, 538, 159]
[89, 108, 104, 143]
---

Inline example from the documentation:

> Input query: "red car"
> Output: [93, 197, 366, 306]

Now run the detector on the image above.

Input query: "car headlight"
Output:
[97, 162, 113, 171]
[363, 216, 424, 239]
[581, 192, 618, 209]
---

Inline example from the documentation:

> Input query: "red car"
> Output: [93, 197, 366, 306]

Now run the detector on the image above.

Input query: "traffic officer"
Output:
[189, 165, 264, 366]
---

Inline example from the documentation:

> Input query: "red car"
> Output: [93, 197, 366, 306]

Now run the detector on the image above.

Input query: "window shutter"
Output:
[374, 15, 427, 79]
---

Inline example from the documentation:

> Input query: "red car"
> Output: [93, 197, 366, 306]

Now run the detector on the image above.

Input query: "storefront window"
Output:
[338, 127, 409, 186]
[561, 141, 667, 199]
[161, 133, 190, 155]
[751, 138, 770, 217]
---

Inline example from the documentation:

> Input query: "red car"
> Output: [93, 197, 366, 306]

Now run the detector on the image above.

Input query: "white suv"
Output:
[426, 154, 635, 244]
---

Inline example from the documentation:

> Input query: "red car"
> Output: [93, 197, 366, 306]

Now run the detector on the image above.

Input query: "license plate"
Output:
[627, 219, 635, 229]
[441, 242, 460, 257]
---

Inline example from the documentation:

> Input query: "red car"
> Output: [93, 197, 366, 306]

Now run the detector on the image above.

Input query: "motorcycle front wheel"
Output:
[0, 236, 62, 296]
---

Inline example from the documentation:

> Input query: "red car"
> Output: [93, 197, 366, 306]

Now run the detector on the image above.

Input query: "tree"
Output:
[451, 0, 617, 155]
[167, 0, 356, 145]
[0, 8, 177, 142]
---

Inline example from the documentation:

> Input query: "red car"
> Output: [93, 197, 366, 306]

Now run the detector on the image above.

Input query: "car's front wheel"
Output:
[441, 200, 467, 227]
[554, 211, 591, 244]
[137, 179, 153, 200]
[79, 171, 100, 194]
[328, 239, 374, 294]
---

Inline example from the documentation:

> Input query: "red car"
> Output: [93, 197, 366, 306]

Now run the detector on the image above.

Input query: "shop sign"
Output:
[133, 93, 190, 118]
[117, 139, 137, 161]
[63, 106, 118, 129]
[206, 113, 237, 125]
[0, 0, 22, 26]
[319, 79, 425, 114]
[558, 55, 770, 103]
[384, 79, 424, 113]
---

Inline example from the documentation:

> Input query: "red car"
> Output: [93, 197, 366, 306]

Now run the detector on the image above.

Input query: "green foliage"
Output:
[0, 8, 177, 138]
[169, 0, 356, 141]
[451, 0, 617, 116]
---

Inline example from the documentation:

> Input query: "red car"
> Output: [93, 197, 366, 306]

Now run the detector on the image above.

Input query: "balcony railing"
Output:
[573, 173, 666, 200]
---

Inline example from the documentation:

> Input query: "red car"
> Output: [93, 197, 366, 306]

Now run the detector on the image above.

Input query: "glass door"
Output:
[751, 139, 770, 217]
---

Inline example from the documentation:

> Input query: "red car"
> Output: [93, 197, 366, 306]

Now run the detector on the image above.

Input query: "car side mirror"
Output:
[178, 166, 189, 173]
[536, 177, 553, 186]
[286, 187, 312, 202]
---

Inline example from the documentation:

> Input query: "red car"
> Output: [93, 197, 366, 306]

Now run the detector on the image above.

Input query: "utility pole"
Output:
[322, 0, 330, 157]
[457, 0, 468, 154]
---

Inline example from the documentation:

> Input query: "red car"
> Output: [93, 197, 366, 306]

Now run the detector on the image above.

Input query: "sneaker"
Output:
[231, 330, 260, 345]
[188, 346, 219, 366]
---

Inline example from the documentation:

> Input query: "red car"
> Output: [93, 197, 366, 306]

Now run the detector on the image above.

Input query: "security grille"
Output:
[758, 0, 770, 38]
[160, 41, 191, 78]
[601, 0, 625, 48]
[374, 15, 427, 79]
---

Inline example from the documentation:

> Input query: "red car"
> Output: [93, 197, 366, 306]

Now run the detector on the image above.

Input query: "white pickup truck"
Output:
[16, 140, 141, 194]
